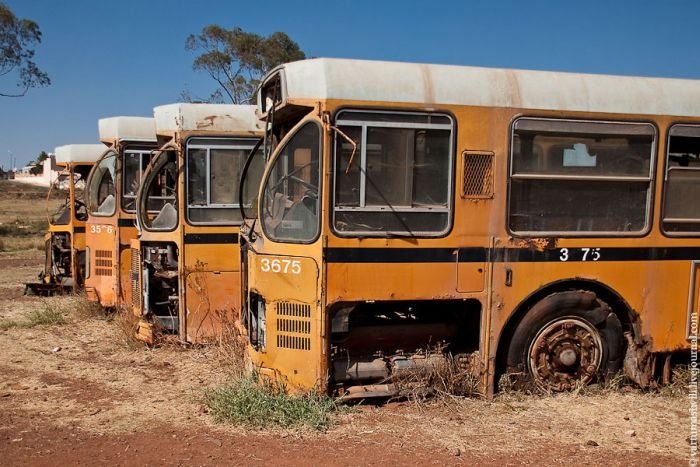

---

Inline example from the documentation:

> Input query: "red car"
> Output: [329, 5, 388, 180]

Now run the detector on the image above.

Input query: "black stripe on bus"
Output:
[324, 246, 700, 263]
[74, 226, 85, 233]
[117, 219, 135, 227]
[184, 233, 239, 244]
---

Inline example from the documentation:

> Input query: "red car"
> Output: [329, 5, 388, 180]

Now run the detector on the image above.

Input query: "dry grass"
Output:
[0, 235, 45, 252]
[212, 317, 248, 372]
[390, 352, 482, 403]
[0, 296, 72, 329]
[112, 310, 144, 350]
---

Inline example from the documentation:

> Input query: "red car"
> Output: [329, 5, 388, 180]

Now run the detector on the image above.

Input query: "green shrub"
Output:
[204, 373, 344, 431]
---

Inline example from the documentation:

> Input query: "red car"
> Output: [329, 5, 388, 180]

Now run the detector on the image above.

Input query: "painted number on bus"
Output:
[260, 258, 302, 275]
[559, 248, 601, 262]
[89, 225, 114, 235]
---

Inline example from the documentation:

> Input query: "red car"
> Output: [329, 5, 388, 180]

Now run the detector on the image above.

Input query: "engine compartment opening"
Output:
[329, 299, 482, 399]
[141, 241, 179, 332]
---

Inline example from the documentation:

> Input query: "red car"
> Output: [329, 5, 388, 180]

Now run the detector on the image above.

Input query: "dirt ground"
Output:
[0, 181, 692, 466]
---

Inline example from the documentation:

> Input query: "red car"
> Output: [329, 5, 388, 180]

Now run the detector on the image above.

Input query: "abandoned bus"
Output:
[26, 144, 104, 296]
[84, 117, 157, 309]
[131, 104, 263, 343]
[238, 58, 700, 398]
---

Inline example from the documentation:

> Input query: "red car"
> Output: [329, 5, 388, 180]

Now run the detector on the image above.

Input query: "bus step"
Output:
[338, 384, 397, 401]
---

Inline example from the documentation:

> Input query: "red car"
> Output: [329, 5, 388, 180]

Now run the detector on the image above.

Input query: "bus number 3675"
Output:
[260, 258, 302, 274]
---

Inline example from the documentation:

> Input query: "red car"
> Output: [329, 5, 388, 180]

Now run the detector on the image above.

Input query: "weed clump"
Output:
[26, 305, 67, 326]
[204, 373, 345, 431]
[112, 310, 144, 350]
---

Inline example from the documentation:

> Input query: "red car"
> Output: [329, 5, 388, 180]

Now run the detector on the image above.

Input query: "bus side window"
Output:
[662, 125, 700, 235]
[508, 118, 655, 235]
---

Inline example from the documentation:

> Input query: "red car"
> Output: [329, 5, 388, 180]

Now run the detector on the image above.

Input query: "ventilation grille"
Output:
[94, 249, 113, 276]
[276, 302, 311, 351]
[130, 248, 141, 309]
[462, 151, 494, 198]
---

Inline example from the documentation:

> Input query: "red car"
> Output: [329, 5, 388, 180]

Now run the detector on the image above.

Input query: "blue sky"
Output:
[1, 0, 699, 168]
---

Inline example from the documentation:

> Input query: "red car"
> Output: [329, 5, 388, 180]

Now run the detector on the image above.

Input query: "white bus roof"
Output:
[98, 117, 156, 143]
[153, 103, 261, 133]
[54, 144, 106, 164]
[265, 58, 700, 117]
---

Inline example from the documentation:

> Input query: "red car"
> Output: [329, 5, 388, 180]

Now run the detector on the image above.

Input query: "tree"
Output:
[28, 150, 48, 175]
[0, 3, 50, 97]
[185, 26, 305, 104]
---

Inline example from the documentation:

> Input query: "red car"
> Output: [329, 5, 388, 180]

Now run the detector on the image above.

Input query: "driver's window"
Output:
[87, 153, 116, 216]
[262, 122, 321, 243]
[141, 151, 178, 231]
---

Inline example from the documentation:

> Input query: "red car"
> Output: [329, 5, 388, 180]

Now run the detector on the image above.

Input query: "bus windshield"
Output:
[138, 150, 178, 231]
[87, 151, 116, 216]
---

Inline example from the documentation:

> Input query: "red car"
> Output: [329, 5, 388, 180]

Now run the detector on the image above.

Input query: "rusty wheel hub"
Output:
[527, 317, 602, 391]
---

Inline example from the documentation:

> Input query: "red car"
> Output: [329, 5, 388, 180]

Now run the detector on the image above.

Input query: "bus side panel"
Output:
[183, 241, 241, 343]
[185, 271, 239, 342]
[326, 262, 458, 302]
[490, 254, 691, 354]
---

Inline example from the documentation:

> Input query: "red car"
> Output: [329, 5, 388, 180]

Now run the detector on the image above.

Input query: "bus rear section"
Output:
[26, 144, 103, 296]
[84, 117, 156, 309]
[133, 103, 263, 344]
[240, 58, 700, 398]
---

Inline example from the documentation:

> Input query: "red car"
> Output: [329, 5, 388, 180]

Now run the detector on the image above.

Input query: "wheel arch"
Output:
[494, 278, 639, 384]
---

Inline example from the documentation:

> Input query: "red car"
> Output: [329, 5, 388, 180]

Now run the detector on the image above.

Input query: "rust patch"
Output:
[196, 115, 218, 129]
[510, 236, 557, 252]
[623, 331, 656, 389]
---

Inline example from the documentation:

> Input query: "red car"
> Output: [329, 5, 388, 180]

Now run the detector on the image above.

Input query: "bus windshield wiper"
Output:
[362, 171, 417, 239]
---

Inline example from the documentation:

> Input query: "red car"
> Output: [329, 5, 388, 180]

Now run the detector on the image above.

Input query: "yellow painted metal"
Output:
[243, 94, 699, 394]
[134, 121, 262, 344]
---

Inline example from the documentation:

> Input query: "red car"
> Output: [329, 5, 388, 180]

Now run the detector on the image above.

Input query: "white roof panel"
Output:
[54, 144, 106, 164]
[269, 58, 700, 117]
[153, 103, 261, 133]
[98, 117, 156, 143]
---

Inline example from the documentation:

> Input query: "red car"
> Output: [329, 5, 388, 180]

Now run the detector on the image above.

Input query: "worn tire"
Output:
[506, 290, 624, 391]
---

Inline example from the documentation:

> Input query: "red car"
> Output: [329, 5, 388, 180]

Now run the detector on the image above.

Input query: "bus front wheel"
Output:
[506, 290, 624, 391]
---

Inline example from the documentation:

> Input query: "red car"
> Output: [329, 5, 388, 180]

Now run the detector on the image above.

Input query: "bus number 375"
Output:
[559, 248, 602, 262]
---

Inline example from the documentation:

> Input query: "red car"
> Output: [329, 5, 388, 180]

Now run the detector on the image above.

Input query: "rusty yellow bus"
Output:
[26, 144, 104, 296]
[131, 104, 263, 343]
[238, 58, 700, 398]
[84, 117, 157, 309]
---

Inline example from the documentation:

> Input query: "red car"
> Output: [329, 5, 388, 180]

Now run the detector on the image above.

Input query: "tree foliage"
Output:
[0, 3, 50, 97]
[185, 26, 305, 104]
[29, 150, 48, 175]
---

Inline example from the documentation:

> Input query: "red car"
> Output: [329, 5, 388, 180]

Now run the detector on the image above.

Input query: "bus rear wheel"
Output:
[506, 290, 624, 392]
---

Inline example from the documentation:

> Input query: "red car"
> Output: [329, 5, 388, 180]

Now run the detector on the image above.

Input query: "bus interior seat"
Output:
[151, 202, 177, 229]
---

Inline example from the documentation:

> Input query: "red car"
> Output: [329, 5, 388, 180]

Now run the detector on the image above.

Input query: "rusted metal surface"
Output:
[136, 320, 154, 345]
[528, 317, 602, 391]
[623, 332, 656, 389]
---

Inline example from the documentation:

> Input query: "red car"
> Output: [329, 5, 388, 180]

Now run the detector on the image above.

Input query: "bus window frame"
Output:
[507, 116, 658, 238]
[138, 149, 179, 233]
[121, 147, 154, 214]
[184, 136, 260, 227]
[259, 118, 323, 245]
[661, 123, 700, 237]
[330, 108, 456, 238]
[86, 150, 117, 218]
